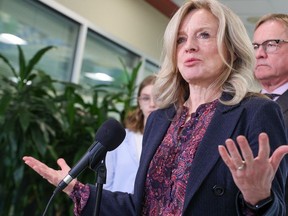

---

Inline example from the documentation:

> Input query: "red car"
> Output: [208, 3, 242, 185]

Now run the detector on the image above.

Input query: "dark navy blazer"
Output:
[277, 89, 288, 136]
[82, 95, 288, 216]
[276, 89, 288, 216]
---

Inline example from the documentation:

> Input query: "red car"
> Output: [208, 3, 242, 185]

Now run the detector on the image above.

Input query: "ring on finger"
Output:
[237, 160, 246, 170]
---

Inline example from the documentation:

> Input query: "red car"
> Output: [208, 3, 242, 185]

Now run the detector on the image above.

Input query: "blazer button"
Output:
[212, 185, 225, 196]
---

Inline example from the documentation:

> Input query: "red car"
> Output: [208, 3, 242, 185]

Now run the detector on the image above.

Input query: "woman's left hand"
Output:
[218, 132, 288, 205]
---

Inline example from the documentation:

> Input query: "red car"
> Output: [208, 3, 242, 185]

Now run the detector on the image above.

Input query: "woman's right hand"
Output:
[23, 156, 76, 195]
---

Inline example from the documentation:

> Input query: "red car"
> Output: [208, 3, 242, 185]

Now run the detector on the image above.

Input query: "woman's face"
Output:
[176, 9, 225, 87]
[138, 84, 156, 121]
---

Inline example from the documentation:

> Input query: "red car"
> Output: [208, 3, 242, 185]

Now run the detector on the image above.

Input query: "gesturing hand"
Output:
[23, 156, 76, 195]
[218, 132, 288, 205]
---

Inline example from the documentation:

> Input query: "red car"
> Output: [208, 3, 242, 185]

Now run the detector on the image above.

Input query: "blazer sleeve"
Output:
[236, 99, 288, 216]
[81, 185, 135, 216]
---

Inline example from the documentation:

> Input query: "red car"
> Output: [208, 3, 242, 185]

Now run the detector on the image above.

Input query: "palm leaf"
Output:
[25, 46, 55, 77]
[0, 53, 17, 77]
[18, 45, 26, 81]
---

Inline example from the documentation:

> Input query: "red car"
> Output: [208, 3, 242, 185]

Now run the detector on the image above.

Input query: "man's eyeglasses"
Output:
[252, 39, 288, 53]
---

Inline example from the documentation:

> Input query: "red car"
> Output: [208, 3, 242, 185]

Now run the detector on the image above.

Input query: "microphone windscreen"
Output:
[95, 118, 126, 151]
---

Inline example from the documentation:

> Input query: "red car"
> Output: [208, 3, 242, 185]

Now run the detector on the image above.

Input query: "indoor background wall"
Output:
[52, 0, 261, 91]
[54, 0, 170, 62]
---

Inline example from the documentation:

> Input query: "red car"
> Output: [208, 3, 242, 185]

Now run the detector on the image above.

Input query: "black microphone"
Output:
[54, 118, 126, 194]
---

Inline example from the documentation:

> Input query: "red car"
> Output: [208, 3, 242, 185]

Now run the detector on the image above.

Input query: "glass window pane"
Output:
[144, 60, 159, 76]
[0, 0, 79, 82]
[80, 29, 141, 89]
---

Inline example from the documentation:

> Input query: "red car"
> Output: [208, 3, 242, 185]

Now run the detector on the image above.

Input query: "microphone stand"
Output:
[92, 160, 107, 216]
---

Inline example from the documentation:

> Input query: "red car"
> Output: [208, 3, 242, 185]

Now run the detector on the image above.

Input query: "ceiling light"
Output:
[84, 72, 114, 82]
[0, 33, 27, 45]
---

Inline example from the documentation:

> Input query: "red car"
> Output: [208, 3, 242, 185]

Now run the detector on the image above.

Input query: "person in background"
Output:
[23, 0, 288, 215]
[103, 75, 156, 193]
[253, 13, 288, 215]
[253, 13, 288, 135]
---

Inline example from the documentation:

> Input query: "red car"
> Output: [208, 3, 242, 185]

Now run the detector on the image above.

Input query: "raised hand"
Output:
[218, 132, 288, 205]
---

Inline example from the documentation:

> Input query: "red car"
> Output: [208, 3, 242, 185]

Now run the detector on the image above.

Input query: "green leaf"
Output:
[26, 46, 55, 77]
[8, 130, 18, 157]
[13, 165, 24, 186]
[66, 100, 76, 127]
[38, 120, 56, 141]
[18, 45, 26, 82]
[31, 129, 47, 156]
[19, 110, 31, 133]
[46, 145, 59, 161]
[130, 61, 142, 89]
[0, 93, 12, 115]
[0, 53, 17, 77]
[119, 58, 130, 84]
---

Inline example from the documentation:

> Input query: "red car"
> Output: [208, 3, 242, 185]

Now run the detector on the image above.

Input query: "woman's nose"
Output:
[185, 37, 198, 53]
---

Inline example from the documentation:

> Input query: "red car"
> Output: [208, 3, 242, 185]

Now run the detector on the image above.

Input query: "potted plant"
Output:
[0, 45, 141, 215]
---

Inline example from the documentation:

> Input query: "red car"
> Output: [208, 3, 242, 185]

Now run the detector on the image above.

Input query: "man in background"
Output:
[253, 13, 288, 215]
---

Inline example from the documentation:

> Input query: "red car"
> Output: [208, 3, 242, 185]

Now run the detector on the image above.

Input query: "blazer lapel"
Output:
[183, 101, 243, 211]
[135, 106, 176, 215]
[141, 107, 175, 162]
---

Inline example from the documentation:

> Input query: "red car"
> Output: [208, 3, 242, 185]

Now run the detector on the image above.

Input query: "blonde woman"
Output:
[23, 0, 288, 215]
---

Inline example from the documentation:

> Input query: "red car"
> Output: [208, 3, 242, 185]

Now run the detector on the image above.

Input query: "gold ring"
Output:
[237, 161, 246, 170]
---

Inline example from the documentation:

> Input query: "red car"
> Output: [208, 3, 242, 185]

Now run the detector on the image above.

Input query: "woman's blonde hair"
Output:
[153, 0, 256, 109]
[125, 75, 156, 133]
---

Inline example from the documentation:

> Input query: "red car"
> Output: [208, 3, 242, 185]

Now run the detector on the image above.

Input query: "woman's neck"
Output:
[185, 88, 221, 114]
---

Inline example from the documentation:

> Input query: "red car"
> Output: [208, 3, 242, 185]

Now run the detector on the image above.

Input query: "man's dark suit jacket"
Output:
[277, 89, 288, 135]
[276, 89, 288, 216]
[82, 95, 288, 216]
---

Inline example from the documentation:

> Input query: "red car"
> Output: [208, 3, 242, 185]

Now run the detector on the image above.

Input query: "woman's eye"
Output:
[177, 37, 186, 44]
[197, 32, 210, 39]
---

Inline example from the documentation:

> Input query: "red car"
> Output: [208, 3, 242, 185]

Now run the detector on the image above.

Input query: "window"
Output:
[144, 60, 159, 75]
[0, 0, 160, 88]
[0, 0, 79, 82]
[80, 29, 141, 89]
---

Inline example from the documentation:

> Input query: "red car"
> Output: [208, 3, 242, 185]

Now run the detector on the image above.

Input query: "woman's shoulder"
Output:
[241, 94, 277, 106]
[152, 105, 176, 115]
[218, 93, 282, 115]
[148, 105, 176, 121]
[239, 94, 283, 114]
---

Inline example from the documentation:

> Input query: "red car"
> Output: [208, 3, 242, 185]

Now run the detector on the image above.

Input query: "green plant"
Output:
[0, 45, 142, 215]
[91, 58, 141, 124]
[0, 45, 62, 215]
[119, 58, 142, 122]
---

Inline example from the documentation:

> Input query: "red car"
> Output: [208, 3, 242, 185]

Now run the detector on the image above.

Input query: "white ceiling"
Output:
[171, 0, 288, 38]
